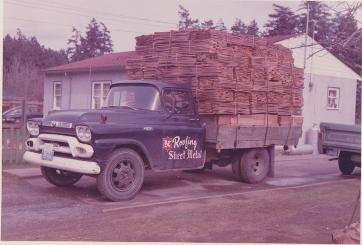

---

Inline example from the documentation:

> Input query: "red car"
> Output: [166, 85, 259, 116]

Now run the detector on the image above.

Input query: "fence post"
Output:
[2, 129, 8, 163]
[10, 127, 15, 164]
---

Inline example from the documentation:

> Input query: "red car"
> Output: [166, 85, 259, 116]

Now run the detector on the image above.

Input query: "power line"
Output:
[6, 0, 173, 28]
[25, 0, 177, 26]
[5, 0, 176, 28]
[5, 16, 147, 34]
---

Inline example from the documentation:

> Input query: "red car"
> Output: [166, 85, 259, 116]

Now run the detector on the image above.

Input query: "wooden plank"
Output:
[127, 29, 304, 117]
[236, 127, 268, 141]
[216, 126, 237, 149]
[200, 115, 218, 142]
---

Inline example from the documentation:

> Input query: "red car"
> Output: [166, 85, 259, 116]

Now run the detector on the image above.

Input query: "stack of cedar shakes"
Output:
[127, 29, 304, 128]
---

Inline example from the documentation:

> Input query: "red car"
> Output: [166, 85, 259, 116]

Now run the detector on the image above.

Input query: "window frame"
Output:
[327, 87, 340, 110]
[91, 81, 112, 109]
[53, 81, 62, 110]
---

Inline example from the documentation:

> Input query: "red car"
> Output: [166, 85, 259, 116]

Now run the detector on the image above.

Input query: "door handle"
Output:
[189, 118, 199, 121]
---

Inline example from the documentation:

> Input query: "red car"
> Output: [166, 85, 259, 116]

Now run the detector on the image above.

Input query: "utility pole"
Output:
[303, 1, 310, 69]
[309, 20, 316, 90]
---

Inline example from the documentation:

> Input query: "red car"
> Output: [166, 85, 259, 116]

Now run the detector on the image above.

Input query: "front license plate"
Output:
[42, 143, 54, 161]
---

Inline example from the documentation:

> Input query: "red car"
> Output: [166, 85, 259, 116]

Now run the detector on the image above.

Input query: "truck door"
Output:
[159, 88, 205, 170]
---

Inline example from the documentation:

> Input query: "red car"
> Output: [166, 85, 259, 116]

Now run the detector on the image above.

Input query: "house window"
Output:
[327, 87, 340, 110]
[53, 82, 62, 110]
[92, 81, 111, 109]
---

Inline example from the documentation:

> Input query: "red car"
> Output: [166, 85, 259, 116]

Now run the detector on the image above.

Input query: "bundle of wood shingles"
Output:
[127, 30, 304, 127]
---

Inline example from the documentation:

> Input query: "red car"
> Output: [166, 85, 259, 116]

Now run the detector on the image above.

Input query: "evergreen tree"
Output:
[264, 4, 299, 36]
[215, 18, 227, 32]
[67, 18, 113, 61]
[201, 19, 215, 30]
[297, 1, 361, 73]
[66, 27, 82, 61]
[329, 12, 360, 72]
[230, 18, 247, 35]
[247, 19, 259, 36]
[298, 1, 332, 44]
[3, 30, 68, 99]
[178, 5, 199, 30]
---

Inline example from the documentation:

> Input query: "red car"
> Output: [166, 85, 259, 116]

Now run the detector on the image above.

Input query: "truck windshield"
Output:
[105, 84, 162, 111]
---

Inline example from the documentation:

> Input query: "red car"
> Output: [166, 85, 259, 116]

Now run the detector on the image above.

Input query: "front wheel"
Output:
[232, 148, 270, 184]
[41, 166, 82, 186]
[97, 148, 145, 201]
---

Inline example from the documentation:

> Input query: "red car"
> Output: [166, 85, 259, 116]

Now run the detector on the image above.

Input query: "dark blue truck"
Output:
[23, 80, 301, 201]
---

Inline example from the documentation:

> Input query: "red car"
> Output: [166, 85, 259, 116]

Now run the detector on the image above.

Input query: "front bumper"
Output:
[23, 151, 101, 174]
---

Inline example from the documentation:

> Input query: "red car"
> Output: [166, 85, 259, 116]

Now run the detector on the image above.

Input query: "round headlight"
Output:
[75, 125, 92, 142]
[26, 121, 40, 136]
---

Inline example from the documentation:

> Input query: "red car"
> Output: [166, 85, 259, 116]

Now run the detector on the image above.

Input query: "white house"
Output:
[268, 34, 361, 144]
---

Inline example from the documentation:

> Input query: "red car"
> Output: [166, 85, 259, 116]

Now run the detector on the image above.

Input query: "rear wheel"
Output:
[97, 148, 145, 201]
[233, 148, 270, 184]
[41, 166, 82, 186]
[338, 152, 355, 175]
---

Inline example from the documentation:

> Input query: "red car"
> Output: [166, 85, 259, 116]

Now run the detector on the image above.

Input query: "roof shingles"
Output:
[45, 51, 135, 74]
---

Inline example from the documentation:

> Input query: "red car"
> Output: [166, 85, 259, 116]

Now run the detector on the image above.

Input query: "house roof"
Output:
[45, 51, 136, 74]
[274, 34, 361, 80]
[264, 33, 302, 44]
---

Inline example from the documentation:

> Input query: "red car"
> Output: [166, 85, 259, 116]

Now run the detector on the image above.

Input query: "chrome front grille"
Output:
[25, 134, 94, 158]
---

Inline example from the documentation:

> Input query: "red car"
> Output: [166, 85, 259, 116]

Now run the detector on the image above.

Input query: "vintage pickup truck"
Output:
[319, 122, 361, 175]
[23, 80, 301, 201]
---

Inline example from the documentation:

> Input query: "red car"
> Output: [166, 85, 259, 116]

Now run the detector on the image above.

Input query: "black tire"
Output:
[338, 152, 355, 175]
[234, 148, 270, 184]
[41, 166, 82, 186]
[97, 148, 144, 201]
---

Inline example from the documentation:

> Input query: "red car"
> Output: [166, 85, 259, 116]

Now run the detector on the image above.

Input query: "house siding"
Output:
[43, 70, 128, 115]
[300, 73, 357, 143]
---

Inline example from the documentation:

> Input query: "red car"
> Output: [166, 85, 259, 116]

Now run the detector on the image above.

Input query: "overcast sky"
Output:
[3, 0, 362, 52]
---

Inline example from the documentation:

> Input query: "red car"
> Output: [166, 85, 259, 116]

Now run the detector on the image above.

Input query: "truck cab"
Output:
[24, 81, 206, 201]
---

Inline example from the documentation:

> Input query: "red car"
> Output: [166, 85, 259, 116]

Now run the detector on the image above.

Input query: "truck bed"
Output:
[201, 115, 302, 149]
[320, 122, 361, 156]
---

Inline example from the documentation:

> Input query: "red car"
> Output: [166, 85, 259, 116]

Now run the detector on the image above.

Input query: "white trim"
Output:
[327, 87, 340, 110]
[23, 151, 100, 174]
[53, 81, 62, 110]
[91, 81, 111, 109]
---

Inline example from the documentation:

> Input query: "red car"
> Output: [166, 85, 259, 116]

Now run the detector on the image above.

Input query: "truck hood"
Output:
[42, 108, 162, 127]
